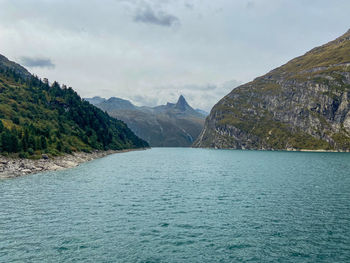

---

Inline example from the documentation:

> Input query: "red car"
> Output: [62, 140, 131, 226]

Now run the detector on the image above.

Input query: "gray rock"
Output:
[194, 30, 350, 151]
[0, 149, 141, 179]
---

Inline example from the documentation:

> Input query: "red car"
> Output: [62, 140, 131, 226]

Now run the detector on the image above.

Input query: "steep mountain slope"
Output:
[0, 55, 31, 79]
[86, 95, 206, 147]
[0, 55, 148, 158]
[194, 29, 350, 151]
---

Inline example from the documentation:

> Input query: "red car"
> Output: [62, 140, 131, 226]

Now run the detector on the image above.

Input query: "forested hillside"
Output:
[0, 55, 148, 158]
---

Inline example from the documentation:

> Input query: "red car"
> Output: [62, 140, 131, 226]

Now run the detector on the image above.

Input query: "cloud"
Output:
[20, 56, 55, 69]
[1, 0, 349, 113]
[133, 5, 180, 27]
[246, 1, 255, 9]
[125, 79, 242, 111]
[131, 95, 159, 106]
[184, 2, 194, 10]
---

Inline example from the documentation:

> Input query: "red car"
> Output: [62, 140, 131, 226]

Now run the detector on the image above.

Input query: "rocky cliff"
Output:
[194, 30, 350, 151]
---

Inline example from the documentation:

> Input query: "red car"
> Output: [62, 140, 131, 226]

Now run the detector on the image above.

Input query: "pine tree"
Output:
[40, 136, 47, 149]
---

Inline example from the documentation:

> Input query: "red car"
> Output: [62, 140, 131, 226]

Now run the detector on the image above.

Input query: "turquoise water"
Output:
[1, 148, 350, 262]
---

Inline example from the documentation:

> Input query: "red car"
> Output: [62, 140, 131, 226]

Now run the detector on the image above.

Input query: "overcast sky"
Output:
[0, 0, 349, 111]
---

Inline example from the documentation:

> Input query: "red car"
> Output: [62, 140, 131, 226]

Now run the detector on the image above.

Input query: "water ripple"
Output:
[1, 148, 350, 262]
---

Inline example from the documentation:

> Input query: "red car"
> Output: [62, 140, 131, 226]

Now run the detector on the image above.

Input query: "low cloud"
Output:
[131, 95, 159, 106]
[20, 56, 55, 69]
[133, 5, 180, 27]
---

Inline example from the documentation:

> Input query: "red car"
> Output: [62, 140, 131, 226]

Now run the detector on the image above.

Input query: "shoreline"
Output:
[194, 146, 350, 153]
[289, 149, 350, 152]
[0, 148, 148, 179]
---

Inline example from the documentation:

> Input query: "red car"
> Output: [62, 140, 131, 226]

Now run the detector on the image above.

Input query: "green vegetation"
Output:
[332, 131, 350, 150]
[274, 30, 350, 75]
[216, 103, 331, 150]
[0, 68, 148, 158]
[194, 30, 350, 150]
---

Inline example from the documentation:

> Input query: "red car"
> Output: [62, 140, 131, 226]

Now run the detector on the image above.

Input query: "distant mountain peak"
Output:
[86, 93, 206, 147]
[175, 95, 190, 111]
[84, 96, 106, 105]
[108, 97, 128, 102]
[100, 97, 136, 111]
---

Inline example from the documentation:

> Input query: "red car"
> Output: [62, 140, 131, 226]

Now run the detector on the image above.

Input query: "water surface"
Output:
[1, 148, 350, 262]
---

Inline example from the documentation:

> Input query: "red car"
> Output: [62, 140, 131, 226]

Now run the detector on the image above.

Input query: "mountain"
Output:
[194, 29, 350, 151]
[98, 97, 137, 111]
[0, 54, 148, 158]
[84, 96, 106, 105]
[85, 95, 206, 147]
[0, 54, 31, 79]
[175, 95, 191, 111]
[195, 108, 209, 117]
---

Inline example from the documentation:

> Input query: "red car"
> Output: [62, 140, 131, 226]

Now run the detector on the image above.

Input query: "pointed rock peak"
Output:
[177, 94, 186, 102]
[175, 95, 190, 110]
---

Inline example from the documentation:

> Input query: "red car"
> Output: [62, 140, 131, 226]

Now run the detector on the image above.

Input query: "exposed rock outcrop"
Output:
[194, 30, 350, 151]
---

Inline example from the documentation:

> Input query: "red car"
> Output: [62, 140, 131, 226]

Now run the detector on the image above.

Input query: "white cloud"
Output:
[20, 56, 55, 69]
[0, 0, 349, 111]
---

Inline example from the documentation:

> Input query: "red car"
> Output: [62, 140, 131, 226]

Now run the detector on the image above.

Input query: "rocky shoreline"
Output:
[201, 146, 349, 152]
[0, 149, 144, 179]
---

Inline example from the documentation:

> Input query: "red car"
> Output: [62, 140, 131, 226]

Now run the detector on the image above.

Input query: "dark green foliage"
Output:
[0, 67, 148, 157]
[1, 129, 18, 152]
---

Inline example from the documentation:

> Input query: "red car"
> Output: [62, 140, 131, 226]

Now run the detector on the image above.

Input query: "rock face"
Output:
[86, 95, 206, 147]
[194, 29, 350, 151]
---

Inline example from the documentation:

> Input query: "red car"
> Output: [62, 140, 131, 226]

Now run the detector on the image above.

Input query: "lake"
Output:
[1, 148, 350, 262]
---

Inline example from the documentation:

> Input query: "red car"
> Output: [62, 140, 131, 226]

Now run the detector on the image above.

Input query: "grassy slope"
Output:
[200, 30, 350, 150]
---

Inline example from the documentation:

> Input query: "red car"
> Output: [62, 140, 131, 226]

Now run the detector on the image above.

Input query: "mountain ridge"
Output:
[194, 29, 350, 150]
[85, 95, 206, 147]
